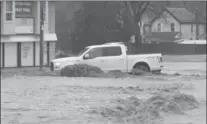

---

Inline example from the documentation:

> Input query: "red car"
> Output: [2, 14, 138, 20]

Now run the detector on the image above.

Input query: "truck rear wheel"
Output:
[134, 63, 150, 72]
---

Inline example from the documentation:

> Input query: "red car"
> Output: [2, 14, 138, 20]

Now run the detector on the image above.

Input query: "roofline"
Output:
[164, 8, 181, 23]
[151, 7, 206, 24]
[150, 8, 181, 24]
[180, 21, 207, 24]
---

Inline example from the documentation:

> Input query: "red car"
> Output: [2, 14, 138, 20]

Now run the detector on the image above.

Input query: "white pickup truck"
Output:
[50, 42, 163, 73]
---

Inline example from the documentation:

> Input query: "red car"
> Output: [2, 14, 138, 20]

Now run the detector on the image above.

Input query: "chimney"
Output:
[195, 8, 199, 40]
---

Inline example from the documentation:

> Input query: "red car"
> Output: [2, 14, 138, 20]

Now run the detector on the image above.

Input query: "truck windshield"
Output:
[77, 48, 89, 56]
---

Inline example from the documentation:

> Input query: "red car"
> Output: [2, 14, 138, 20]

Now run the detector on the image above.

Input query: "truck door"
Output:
[80, 47, 105, 70]
[101, 46, 126, 72]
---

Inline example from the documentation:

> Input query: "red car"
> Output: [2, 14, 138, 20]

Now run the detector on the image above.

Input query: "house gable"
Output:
[151, 7, 206, 25]
[151, 11, 180, 32]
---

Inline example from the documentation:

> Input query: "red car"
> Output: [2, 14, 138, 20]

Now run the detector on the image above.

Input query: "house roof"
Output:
[145, 32, 181, 43]
[151, 7, 206, 24]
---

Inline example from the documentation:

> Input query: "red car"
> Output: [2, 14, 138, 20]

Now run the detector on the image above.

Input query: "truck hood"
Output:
[51, 57, 79, 63]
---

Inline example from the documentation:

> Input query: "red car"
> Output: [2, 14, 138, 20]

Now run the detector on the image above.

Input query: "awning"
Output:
[1, 33, 58, 43]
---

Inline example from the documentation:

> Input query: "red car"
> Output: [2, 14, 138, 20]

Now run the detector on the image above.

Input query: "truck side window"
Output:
[103, 47, 122, 56]
[88, 47, 104, 59]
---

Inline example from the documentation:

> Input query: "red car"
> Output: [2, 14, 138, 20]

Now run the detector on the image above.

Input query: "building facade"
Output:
[0, 0, 57, 68]
[150, 8, 206, 40]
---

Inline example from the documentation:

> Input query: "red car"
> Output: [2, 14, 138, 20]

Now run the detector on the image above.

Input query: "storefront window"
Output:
[14, 1, 34, 34]
[6, 1, 13, 21]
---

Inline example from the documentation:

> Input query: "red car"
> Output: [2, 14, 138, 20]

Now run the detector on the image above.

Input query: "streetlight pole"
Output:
[39, 1, 44, 70]
[195, 8, 199, 40]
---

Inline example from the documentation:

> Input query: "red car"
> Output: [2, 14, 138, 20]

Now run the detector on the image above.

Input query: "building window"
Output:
[191, 24, 193, 33]
[157, 23, 161, 32]
[6, 1, 13, 21]
[143, 25, 149, 35]
[171, 23, 175, 32]
[191, 24, 193, 40]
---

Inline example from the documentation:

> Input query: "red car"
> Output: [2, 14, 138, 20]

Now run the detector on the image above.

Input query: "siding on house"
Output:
[140, 10, 155, 35]
[151, 11, 180, 32]
[151, 10, 206, 40]
[1, 1, 57, 68]
[199, 24, 205, 37]
[181, 24, 193, 39]
[180, 24, 205, 40]
[0, 2, 3, 34]
[1, 1, 15, 34]
[4, 43, 18, 67]
[48, 2, 55, 33]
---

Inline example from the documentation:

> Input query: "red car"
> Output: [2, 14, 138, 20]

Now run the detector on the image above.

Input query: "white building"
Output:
[0, 1, 57, 68]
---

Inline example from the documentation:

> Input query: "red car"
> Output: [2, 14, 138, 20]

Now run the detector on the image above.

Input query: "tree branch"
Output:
[125, 1, 134, 17]
[136, 1, 146, 13]
[134, 2, 150, 23]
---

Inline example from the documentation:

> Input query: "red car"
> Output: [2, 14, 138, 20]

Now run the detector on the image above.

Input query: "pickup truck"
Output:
[50, 42, 163, 73]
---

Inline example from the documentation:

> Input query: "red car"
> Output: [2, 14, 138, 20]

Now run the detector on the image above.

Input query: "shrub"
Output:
[60, 64, 103, 77]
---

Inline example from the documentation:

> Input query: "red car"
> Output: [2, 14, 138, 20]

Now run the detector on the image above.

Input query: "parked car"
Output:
[50, 42, 163, 73]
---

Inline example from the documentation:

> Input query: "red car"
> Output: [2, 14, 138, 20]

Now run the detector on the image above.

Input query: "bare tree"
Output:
[123, 1, 150, 45]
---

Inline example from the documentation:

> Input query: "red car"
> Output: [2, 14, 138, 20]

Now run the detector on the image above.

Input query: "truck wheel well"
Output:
[133, 62, 150, 71]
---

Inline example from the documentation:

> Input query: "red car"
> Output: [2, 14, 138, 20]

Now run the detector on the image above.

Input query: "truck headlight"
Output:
[54, 62, 60, 68]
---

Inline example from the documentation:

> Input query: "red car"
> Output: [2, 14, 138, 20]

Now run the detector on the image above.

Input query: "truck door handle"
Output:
[100, 60, 104, 62]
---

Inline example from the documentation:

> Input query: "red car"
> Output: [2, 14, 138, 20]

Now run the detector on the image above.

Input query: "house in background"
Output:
[140, 9, 157, 36]
[150, 7, 206, 40]
[198, 32, 206, 40]
[0, 1, 57, 68]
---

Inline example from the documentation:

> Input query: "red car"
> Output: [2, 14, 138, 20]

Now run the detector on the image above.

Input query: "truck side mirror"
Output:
[83, 54, 90, 59]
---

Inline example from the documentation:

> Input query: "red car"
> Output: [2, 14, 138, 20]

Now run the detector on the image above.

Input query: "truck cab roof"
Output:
[86, 42, 126, 49]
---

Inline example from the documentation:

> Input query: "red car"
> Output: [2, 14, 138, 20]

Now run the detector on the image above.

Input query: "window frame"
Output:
[5, 1, 14, 22]
[86, 47, 104, 59]
[85, 46, 123, 59]
[170, 23, 175, 32]
[191, 24, 193, 33]
[102, 46, 122, 57]
[157, 23, 161, 32]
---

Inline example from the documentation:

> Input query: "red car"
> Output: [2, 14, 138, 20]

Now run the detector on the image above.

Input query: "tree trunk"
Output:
[135, 24, 142, 45]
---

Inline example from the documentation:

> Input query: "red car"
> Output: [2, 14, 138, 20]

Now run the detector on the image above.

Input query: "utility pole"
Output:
[0, 1, 2, 69]
[39, 1, 44, 70]
[71, 1, 74, 53]
[195, 8, 199, 40]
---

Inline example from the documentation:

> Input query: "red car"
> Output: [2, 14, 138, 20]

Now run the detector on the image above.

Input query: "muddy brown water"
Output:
[1, 75, 206, 124]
